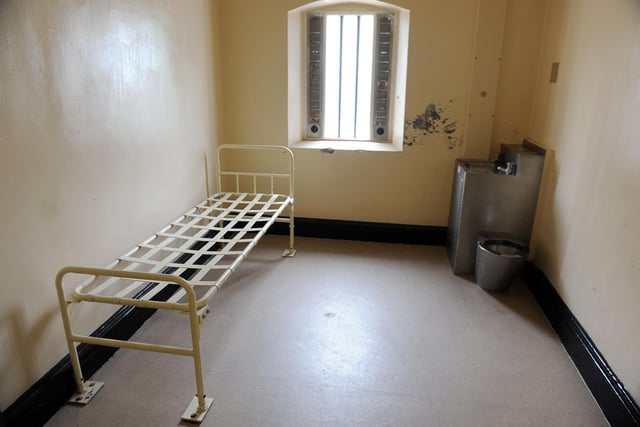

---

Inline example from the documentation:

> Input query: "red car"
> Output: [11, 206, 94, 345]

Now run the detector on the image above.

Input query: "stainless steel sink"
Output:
[447, 141, 545, 275]
[463, 161, 497, 174]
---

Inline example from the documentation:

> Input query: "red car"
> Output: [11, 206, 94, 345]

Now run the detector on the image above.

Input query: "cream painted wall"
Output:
[528, 0, 640, 400]
[491, 0, 546, 155]
[0, 0, 221, 407]
[219, 0, 502, 225]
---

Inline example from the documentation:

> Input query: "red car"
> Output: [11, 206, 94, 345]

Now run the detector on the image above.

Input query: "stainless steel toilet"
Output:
[475, 232, 529, 292]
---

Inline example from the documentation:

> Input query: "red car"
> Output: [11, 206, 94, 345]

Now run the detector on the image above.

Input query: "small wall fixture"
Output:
[550, 62, 560, 83]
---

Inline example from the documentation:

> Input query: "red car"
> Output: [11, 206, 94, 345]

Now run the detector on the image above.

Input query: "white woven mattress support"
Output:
[55, 144, 295, 422]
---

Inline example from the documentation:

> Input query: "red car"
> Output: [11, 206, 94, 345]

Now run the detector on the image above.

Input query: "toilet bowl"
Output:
[475, 232, 529, 292]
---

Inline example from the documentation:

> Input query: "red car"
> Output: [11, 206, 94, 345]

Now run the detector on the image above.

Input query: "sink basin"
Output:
[463, 161, 497, 174]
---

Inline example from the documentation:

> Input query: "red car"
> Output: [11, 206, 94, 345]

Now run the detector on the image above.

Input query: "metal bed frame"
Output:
[55, 144, 295, 422]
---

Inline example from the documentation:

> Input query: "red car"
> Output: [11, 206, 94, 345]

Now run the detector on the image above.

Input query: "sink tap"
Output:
[496, 161, 517, 175]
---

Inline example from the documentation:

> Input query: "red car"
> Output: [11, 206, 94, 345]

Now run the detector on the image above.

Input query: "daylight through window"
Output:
[307, 13, 393, 141]
[288, 1, 409, 151]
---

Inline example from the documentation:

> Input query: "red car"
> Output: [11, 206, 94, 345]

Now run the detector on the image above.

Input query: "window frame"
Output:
[288, 0, 410, 152]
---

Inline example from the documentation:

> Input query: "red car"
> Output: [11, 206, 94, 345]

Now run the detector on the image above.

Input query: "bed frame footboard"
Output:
[56, 268, 214, 421]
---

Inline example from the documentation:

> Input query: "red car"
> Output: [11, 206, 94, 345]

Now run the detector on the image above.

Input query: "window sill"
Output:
[291, 139, 402, 153]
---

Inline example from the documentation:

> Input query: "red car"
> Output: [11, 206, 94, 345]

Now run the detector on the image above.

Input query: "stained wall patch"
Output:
[404, 102, 463, 149]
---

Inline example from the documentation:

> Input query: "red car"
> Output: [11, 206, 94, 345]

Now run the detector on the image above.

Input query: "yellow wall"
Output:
[528, 0, 640, 400]
[220, 0, 535, 225]
[0, 0, 221, 407]
[491, 0, 546, 155]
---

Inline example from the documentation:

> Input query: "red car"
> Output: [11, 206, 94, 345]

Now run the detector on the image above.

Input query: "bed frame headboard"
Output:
[215, 144, 295, 198]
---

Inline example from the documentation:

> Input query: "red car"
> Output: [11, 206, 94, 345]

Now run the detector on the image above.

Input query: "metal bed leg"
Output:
[282, 206, 296, 258]
[55, 273, 104, 404]
[181, 303, 213, 422]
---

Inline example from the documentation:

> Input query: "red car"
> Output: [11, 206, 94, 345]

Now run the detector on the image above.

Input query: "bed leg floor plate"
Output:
[282, 248, 296, 257]
[181, 396, 214, 423]
[68, 381, 104, 405]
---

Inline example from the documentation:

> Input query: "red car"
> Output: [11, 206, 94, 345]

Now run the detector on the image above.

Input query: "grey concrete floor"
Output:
[47, 236, 608, 426]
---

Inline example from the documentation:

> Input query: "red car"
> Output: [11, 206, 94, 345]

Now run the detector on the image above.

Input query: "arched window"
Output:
[288, 1, 410, 151]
